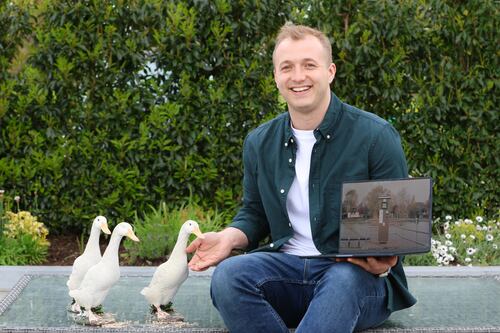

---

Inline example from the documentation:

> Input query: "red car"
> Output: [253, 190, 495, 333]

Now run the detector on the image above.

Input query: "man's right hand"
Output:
[186, 227, 248, 271]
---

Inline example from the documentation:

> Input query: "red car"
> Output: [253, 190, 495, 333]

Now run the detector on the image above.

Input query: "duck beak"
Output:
[100, 223, 111, 235]
[193, 226, 205, 239]
[127, 229, 140, 242]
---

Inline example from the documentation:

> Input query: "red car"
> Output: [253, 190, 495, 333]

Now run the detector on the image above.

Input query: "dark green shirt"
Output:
[230, 92, 417, 311]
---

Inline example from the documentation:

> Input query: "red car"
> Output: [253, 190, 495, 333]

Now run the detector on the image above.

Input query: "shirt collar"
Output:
[283, 91, 342, 146]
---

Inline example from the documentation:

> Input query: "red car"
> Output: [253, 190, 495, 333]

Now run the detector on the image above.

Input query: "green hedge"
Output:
[298, 0, 498, 219]
[0, 0, 498, 233]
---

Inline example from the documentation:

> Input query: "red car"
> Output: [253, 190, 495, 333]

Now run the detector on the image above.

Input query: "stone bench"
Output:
[0, 266, 499, 332]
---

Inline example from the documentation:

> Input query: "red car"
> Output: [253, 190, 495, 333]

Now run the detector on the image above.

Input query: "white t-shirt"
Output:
[281, 127, 321, 256]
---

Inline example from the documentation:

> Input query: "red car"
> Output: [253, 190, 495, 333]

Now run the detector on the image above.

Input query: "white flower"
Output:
[465, 257, 472, 263]
[449, 246, 457, 254]
[493, 244, 498, 249]
[445, 215, 452, 221]
[14, 195, 20, 202]
[465, 219, 473, 224]
[443, 222, 450, 230]
[454, 221, 462, 226]
[476, 216, 483, 223]
[445, 233, 451, 239]
[466, 248, 476, 255]
[461, 234, 466, 239]
[486, 234, 494, 241]
[469, 235, 476, 240]
[482, 226, 488, 231]
[476, 225, 482, 231]
[445, 240, 453, 246]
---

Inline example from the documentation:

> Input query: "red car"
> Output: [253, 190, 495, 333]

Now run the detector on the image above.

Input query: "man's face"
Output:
[273, 35, 336, 116]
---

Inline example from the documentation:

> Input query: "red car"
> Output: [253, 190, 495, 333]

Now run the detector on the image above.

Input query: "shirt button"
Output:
[290, 138, 294, 143]
[270, 243, 274, 248]
[288, 158, 292, 163]
[326, 134, 331, 139]
[288, 223, 292, 227]
[284, 142, 288, 147]
[280, 189, 285, 194]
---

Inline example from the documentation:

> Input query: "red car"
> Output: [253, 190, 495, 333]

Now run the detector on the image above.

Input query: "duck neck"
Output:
[170, 231, 189, 260]
[84, 226, 101, 255]
[102, 233, 123, 266]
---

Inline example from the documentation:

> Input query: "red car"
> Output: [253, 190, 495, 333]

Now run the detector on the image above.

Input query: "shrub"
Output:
[0, 234, 48, 265]
[3, 211, 49, 246]
[297, 0, 499, 219]
[0, 0, 291, 233]
[0, 210, 50, 265]
[0, 0, 497, 233]
[404, 215, 499, 266]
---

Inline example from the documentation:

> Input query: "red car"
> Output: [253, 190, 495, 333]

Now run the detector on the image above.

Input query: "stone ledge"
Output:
[0, 266, 498, 332]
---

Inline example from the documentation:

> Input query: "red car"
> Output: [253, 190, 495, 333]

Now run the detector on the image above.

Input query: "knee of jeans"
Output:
[210, 257, 245, 305]
[325, 262, 367, 291]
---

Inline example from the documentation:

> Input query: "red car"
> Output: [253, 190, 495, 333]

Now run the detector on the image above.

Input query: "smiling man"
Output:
[187, 23, 416, 332]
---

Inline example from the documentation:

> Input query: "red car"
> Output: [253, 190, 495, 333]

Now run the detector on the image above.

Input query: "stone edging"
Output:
[0, 274, 31, 316]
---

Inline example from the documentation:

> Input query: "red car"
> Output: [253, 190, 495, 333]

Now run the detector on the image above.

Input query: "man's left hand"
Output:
[336, 256, 397, 276]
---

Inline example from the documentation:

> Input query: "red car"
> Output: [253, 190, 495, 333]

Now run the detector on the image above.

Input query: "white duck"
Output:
[141, 220, 204, 319]
[67, 216, 111, 312]
[69, 222, 139, 323]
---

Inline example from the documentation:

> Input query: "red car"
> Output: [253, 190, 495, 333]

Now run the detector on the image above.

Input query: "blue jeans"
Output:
[211, 252, 391, 333]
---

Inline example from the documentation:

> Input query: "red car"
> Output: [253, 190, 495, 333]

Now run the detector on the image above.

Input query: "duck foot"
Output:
[72, 311, 116, 326]
[89, 312, 116, 326]
[154, 307, 184, 322]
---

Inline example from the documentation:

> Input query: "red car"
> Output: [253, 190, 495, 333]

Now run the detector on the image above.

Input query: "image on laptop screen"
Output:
[339, 177, 432, 256]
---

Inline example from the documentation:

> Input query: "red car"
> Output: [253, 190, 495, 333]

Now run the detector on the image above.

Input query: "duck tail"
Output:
[66, 277, 76, 289]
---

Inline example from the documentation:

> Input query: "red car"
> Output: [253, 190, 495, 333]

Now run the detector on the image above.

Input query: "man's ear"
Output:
[328, 63, 336, 84]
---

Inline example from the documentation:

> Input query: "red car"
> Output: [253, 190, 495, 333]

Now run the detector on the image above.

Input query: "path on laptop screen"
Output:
[340, 217, 430, 254]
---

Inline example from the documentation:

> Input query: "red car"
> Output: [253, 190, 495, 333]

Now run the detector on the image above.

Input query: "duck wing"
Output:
[67, 252, 101, 290]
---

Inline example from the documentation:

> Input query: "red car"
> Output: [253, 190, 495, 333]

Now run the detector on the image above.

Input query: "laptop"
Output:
[306, 177, 432, 258]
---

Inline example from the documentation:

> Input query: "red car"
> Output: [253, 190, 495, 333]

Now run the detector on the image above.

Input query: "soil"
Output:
[44, 234, 166, 266]
[44, 234, 83, 266]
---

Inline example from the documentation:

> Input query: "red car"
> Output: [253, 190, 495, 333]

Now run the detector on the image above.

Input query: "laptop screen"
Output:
[339, 177, 432, 256]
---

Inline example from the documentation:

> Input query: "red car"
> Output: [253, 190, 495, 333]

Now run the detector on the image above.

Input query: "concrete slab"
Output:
[1, 265, 499, 296]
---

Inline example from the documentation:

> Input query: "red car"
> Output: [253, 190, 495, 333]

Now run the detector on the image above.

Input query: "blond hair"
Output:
[272, 22, 333, 66]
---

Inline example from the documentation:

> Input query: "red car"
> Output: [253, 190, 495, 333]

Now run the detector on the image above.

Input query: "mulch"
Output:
[44, 234, 165, 266]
